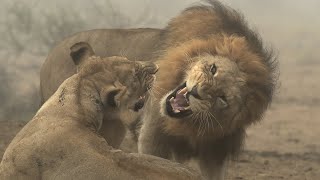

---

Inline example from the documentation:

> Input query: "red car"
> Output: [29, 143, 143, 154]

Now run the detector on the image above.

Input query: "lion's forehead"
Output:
[187, 56, 242, 82]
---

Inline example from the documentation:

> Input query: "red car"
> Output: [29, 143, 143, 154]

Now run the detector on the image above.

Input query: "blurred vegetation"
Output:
[0, 0, 157, 121]
[0, 1, 157, 57]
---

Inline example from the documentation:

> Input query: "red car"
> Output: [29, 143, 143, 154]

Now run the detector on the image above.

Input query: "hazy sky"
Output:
[1, 0, 318, 30]
[0, 0, 318, 121]
[0, 0, 318, 60]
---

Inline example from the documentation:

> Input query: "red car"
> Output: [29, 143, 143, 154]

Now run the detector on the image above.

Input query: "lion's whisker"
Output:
[195, 112, 203, 137]
[201, 112, 208, 136]
[204, 112, 212, 134]
[207, 112, 215, 133]
[208, 111, 224, 136]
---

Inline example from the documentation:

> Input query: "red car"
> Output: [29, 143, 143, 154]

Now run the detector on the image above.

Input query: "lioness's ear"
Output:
[100, 81, 126, 108]
[70, 42, 95, 66]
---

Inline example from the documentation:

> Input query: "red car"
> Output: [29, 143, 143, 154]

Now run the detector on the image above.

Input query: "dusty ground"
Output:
[0, 62, 319, 179]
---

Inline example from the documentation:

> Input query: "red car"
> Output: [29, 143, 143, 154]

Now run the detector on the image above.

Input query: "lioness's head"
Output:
[70, 42, 158, 124]
[157, 35, 277, 139]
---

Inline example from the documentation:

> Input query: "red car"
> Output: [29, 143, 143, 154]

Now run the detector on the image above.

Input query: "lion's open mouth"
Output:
[166, 82, 193, 118]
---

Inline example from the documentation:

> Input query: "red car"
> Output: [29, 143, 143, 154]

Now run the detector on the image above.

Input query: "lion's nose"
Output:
[187, 85, 202, 100]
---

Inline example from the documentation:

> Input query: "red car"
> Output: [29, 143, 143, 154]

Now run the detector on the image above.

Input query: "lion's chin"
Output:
[163, 82, 193, 118]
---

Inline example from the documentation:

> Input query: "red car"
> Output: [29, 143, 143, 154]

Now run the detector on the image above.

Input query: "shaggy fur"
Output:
[138, 1, 278, 180]
[0, 42, 202, 180]
[40, 28, 163, 146]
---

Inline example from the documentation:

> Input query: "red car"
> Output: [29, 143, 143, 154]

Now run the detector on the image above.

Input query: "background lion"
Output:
[39, 1, 278, 179]
[0, 42, 201, 180]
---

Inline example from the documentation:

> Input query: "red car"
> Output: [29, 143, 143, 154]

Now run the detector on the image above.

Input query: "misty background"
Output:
[0, 0, 319, 121]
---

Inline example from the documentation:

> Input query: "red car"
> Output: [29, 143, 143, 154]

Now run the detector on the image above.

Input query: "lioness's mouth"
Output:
[166, 82, 193, 118]
[134, 96, 145, 112]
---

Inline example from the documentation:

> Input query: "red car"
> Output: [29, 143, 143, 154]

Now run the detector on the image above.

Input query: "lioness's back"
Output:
[40, 28, 162, 103]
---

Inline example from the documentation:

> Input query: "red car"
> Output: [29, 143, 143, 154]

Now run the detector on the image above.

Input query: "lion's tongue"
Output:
[170, 87, 189, 112]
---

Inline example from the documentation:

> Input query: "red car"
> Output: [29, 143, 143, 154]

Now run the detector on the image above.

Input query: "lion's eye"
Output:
[210, 64, 217, 75]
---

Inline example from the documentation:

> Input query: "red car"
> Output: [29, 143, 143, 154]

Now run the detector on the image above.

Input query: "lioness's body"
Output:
[1, 76, 119, 179]
[1, 76, 199, 180]
[1, 48, 201, 180]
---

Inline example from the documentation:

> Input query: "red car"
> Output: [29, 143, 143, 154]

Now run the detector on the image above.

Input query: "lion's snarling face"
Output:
[158, 36, 276, 139]
[163, 55, 243, 135]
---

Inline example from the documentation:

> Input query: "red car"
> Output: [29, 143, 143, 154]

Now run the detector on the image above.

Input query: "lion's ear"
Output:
[70, 42, 95, 67]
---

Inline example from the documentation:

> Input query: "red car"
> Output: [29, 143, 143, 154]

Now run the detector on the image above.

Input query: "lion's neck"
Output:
[38, 74, 104, 131]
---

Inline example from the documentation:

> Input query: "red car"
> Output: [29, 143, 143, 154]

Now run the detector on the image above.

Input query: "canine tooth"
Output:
[180, 87, 188, 94]
[174, 109, 180, 113]
[184, 106, 191, 110]
[170, 97, 174, 103]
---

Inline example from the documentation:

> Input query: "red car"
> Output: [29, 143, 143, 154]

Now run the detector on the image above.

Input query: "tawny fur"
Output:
[0, 43, 201, 180]
[40, 28, 163, 147]
[139, 1, 278, 180]
[38, 1, 278, 179]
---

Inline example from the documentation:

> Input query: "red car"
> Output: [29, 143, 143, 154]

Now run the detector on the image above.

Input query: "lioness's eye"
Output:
[210, 64, 217, 75]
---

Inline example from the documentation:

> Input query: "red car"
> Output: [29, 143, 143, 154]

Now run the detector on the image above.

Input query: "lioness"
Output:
[0, 42, 201, 180]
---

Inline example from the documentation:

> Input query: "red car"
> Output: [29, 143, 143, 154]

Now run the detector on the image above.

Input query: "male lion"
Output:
[0, 42, 201, 180]
[138, 1, 278, 180]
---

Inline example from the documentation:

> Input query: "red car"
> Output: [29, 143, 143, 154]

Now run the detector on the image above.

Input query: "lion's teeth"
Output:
[170, 97, 174, 103]
[174, 109, 180, 113]
[178, 87, 188, 95]
[184, 106, 191, 110]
